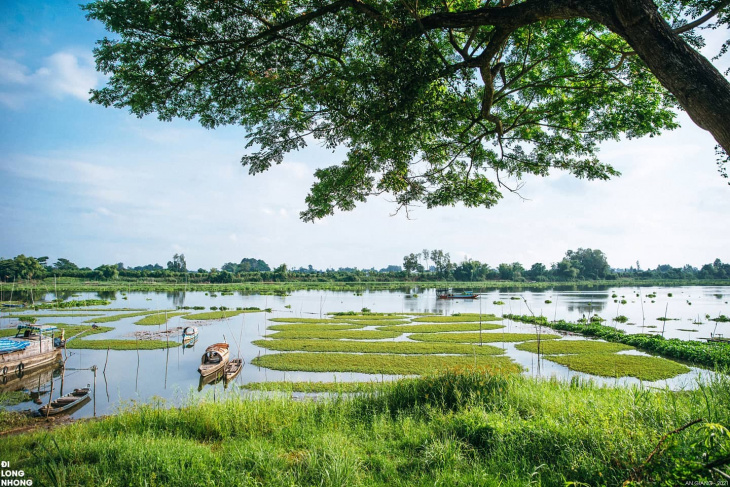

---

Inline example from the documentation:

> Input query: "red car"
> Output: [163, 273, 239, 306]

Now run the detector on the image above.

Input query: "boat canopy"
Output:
[0, 338, 31, 354]
[16, 324, 58, 333]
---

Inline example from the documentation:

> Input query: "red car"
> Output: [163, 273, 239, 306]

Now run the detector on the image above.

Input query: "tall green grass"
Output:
[2, 368, 728, 485]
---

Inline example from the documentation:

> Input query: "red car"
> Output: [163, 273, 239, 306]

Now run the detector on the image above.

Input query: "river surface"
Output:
[1, 285, 728, 418]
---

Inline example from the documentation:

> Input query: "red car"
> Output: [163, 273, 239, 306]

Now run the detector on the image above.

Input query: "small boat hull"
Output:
[36, 388, 91, 417]
[224, 359, 244, 382]
[437, 294, 480, 300]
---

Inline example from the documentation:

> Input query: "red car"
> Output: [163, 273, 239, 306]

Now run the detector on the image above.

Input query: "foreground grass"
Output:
[266, 330, 402, 340]
[252, 338, 505, 355]
[377, 323, 504, 333]
[135, 311, 190, 325]
[66, 339, 180, 350]
[252, 352, 520, 375]
[182, 309, 262, 320]
[515, 340, 635, 355]
[545, 353, 691, 381]
[3, 368, 728, 486]
[410, 332, 562, 343]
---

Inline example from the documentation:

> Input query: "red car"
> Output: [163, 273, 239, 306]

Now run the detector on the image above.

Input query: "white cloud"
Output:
[0, 51, 101, 107]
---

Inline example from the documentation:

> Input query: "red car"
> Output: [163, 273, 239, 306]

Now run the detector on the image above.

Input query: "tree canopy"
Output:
[85, 0, 730, 220]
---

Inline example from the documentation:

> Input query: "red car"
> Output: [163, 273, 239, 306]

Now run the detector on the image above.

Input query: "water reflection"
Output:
[167, 291, 186, 308]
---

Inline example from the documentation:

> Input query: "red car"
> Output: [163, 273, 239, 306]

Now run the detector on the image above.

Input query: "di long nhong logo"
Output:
[0, 462, 33, 487]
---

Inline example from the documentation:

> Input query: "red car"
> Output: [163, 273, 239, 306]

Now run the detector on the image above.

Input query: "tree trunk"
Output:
[609, 0, 730, 155]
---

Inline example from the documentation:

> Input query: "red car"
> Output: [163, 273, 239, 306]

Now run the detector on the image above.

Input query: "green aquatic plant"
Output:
[410, 332, 561, 343]
[412, 314, 500, 323]
[253, 338, 505, 355]
[84, 310, 172, 323]
[266, 324, 365, 332]
[67, 339, 180, 350]
[135, 312, 190, 326]
[376, 323, 504, 333]
[252, 352, 520, 375]
[545, 353, 690, 381]
[33, 299, 111, 309]
[266, 330, 402, 340]
[504, 314, 730, 368]
[515, 340, 634, 355]
[182, 309, 262, 320]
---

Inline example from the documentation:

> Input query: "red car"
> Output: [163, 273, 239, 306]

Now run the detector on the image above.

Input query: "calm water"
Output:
[1, 285, 727, 418]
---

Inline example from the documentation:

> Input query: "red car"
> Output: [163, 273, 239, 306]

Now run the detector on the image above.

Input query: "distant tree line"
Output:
[1, 250, 729, 284]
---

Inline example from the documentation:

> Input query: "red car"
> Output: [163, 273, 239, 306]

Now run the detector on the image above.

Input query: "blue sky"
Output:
[1, 1, 729, 271]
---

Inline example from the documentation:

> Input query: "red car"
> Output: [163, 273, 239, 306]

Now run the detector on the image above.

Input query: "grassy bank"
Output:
[2, 368, 728, 485]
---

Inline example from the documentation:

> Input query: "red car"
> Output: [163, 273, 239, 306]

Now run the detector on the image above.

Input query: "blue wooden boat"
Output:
[182, 326, 199, 345]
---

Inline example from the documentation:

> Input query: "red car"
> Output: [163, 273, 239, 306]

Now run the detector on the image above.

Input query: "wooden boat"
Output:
[198, 343, 229, 377]
[437, 290, 480, 300]
[703, 334, 730, 343]
[224, 358, 243, 382]
[1, 325, 62, 377]
[36, 387, 91, 417]
[182, 326, 198, 344]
